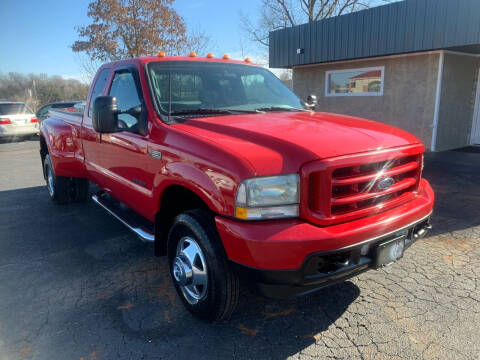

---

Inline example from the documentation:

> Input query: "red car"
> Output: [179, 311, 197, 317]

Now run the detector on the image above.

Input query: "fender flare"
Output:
[39, 119, 86, 178]
[153, 161, 229, 215]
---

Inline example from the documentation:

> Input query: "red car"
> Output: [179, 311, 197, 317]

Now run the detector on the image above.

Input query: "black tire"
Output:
[43, 154, 71, 204]
[73, 178, 89, 202]
[167, 210, 239, 322]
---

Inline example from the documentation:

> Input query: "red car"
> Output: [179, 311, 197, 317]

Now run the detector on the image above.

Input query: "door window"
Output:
[109, 71, 141, 129]
[88, 68, 111, 116]
[37, 105, 51, 117]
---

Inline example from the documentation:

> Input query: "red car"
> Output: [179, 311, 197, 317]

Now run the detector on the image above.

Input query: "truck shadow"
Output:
[74, 263, 361, 359]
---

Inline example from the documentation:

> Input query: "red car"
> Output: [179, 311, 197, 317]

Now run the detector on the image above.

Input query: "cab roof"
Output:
[102, 56, 258, 69]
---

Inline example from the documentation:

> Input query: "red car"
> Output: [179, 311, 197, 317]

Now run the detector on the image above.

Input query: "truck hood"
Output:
[174, 111, 421, 175]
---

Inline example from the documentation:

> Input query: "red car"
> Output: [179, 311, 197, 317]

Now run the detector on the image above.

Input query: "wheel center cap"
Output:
[173, 256, 192, 285]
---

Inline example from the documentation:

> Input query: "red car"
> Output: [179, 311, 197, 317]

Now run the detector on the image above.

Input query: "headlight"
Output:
[235, 174, 300, 220]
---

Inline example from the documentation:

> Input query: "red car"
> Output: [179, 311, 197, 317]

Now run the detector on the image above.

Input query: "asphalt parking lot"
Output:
[0, 138, 479, 360]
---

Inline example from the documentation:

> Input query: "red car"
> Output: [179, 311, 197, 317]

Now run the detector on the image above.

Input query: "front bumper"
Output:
[230, 215, 431, 298]
[215, 178, 434, 298]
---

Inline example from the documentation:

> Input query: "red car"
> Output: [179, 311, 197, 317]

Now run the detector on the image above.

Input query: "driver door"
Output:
[95, 68, 155, 219]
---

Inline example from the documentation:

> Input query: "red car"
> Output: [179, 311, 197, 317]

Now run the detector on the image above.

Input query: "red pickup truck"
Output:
[40, 55, 434, 321]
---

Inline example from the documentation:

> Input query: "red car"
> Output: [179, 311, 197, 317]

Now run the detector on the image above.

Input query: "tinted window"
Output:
[52, 102, 76, 108]
[150, 71, 170, 109]
[151, 72, 204, 112]
[241, 74, 285, 104]
[109, 71, 141, 128]
[88, 69, 111, 116]
[37, 105, 51, 117]
[0, 103, 32, 115]
[148, 61, 304, 114]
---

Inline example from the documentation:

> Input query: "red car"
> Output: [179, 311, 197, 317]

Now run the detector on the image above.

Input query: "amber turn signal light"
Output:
[235, 207, 248, 220]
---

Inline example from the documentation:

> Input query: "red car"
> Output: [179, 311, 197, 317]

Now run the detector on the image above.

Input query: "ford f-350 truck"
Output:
[40, 54, 434, 321]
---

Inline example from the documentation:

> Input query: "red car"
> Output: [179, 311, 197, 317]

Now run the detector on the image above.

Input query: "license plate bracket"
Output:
[374, 235, 406, 268]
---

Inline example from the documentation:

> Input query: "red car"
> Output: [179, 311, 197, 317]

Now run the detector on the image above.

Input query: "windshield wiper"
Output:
[255, 106, 310, 113]
[223, 109, 264, 114]
[170, 108, 262, 116]
[170, 108, 235, 116]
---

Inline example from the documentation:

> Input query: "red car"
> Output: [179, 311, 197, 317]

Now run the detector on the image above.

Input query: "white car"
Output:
[0, 101, 38, 138]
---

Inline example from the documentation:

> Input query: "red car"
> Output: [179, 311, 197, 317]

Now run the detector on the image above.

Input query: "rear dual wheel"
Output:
[168, 210, 240, 322]
[43, 154, 89, 204]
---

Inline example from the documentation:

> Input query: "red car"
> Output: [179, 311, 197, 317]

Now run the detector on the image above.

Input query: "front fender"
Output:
[153, 161, 237, 216]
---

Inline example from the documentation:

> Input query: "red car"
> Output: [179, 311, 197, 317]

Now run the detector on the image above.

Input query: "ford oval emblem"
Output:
[377, 177, 395, 190]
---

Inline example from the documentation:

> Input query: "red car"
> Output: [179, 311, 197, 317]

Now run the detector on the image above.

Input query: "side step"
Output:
[92, 191, 155, 243]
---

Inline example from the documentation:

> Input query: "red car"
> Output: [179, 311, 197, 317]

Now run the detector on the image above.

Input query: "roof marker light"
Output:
[157, 51, 165, 57]
[244, 57, 251, 63]
[189, 51, 197, 57]
[206, 53, 214, 58]
[223, 54, 230, 59]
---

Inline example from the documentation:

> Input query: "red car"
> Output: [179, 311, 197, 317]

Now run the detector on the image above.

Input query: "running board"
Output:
[92, 191, 155, 243]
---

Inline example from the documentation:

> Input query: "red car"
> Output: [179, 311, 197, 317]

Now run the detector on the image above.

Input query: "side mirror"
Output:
[92, 96, 119, 133]
[124, 105, 142, 117]
[306, 94, 317, 110]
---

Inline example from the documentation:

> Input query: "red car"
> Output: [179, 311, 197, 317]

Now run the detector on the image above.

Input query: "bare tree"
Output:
[240, 0, 391, 47]
[176, 26, 215, 56]
[74, 53, 103, 85]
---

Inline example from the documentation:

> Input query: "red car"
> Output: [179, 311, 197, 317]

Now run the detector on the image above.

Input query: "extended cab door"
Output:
[88, 66, 156, 219]
[82, 67, 112, 188]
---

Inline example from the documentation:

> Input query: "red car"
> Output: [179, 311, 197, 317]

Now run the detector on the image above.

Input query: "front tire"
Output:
[168, 210, 239, 322]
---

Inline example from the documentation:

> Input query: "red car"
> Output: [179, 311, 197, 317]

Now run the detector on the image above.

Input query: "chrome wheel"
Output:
[173, 236, 208, 304]
[46, 165, 55, 197]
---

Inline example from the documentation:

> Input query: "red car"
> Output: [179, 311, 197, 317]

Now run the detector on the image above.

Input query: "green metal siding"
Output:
[269, 0, 480, 68]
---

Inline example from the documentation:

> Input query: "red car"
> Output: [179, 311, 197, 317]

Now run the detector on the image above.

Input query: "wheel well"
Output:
[155, 185, 211, 256]
[39, 136, 48, 178]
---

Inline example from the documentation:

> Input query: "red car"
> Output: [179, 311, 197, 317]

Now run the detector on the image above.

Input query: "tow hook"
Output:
[412, 221, 432, 240]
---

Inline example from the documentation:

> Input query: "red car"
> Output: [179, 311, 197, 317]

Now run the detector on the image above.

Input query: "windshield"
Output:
[0, 103, 32, 115]
[147, 61, 305, 116]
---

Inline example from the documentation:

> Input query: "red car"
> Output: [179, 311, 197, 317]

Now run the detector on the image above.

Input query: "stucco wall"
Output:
[435, 53, 479, 151]
[292, 54, 440, 150]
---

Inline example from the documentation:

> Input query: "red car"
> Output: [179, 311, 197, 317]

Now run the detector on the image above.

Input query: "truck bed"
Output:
[48, 109, 83, 122]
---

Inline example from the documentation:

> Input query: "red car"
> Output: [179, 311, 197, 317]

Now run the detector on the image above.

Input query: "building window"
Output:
[325, 66, 384, 97]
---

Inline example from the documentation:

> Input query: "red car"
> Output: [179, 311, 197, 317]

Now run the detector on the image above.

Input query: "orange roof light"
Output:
[244, 57, 251, 63]
[189, 51, 197, 57]
[157, 51, 165, 57]
[206, 52, 214, 58]
[222, 54, 230, 60]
